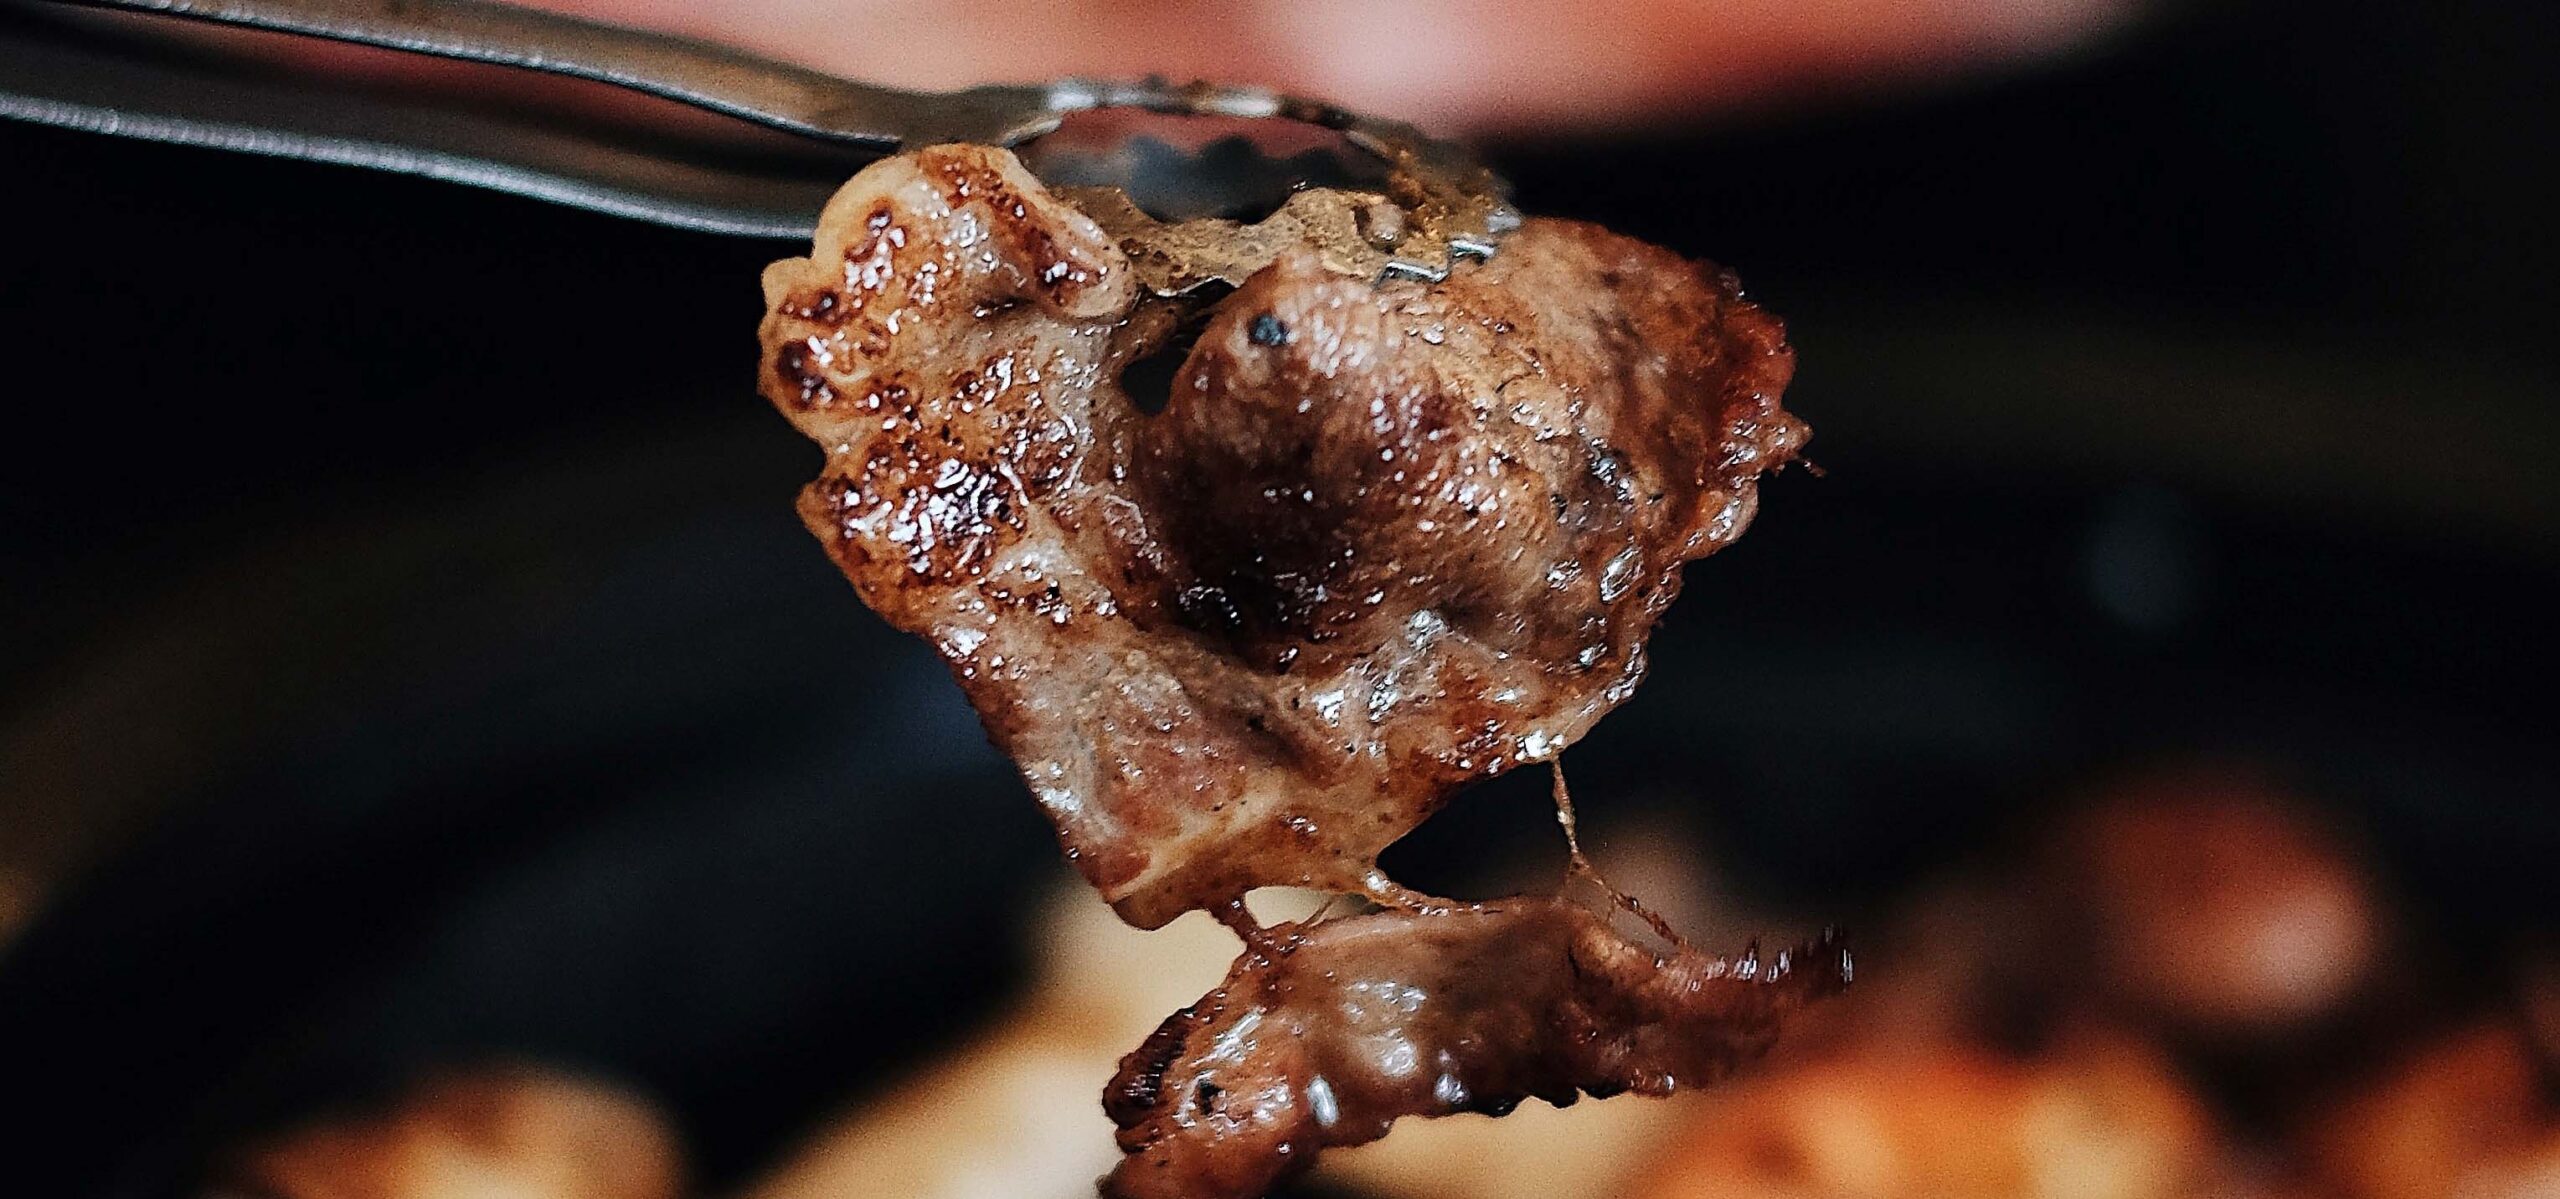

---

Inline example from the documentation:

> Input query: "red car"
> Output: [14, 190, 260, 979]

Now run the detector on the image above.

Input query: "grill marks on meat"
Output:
[759, 145, 1804, 930]
[1101, 899, 1851, 1199]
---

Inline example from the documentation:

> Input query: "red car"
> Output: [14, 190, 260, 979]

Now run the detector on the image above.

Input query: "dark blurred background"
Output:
[1, 1, 2554, 1196]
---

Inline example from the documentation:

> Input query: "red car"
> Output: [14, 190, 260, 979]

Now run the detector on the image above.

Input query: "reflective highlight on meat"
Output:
[757, 145, 1804, 930]
[760, 145, 1828, 1196]
[1102, 899, 1850, 1199]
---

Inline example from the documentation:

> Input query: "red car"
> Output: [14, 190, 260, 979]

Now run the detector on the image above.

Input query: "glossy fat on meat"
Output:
[758, 145, 1803, 929]
[1101, 898, 1850, 1199]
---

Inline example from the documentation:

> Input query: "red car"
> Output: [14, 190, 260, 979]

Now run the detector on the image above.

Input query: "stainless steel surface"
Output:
[45, 0, 1031, 144]
[0, 3, 851, 235]
[0, 0, 1517, 273]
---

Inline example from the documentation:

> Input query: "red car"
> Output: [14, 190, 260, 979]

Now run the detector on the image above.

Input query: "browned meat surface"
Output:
[1100, 898, 1848, 1199]
[759, 145, 1826, 1193]
[758, 144, 1803, 929]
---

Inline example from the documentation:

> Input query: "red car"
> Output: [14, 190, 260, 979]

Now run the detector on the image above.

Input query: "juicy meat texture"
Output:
[758, 145, 1804, 928]
[1101, 898, 1851, 1199]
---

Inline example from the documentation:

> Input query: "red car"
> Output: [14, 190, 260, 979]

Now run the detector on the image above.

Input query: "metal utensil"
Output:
[0, 0, 1517, 281]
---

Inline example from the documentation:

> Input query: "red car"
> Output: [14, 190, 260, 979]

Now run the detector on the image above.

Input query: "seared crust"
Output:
[1100, 900, 1850, 1199]
[758, 145, 1802, 928]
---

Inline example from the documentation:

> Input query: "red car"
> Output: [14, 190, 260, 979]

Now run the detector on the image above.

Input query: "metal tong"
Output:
[0, 0, 1517, 283]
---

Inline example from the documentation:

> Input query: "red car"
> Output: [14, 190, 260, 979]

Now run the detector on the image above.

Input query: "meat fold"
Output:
[1102, 899, 1850, 1199]
[757, 144, 1804, 929]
